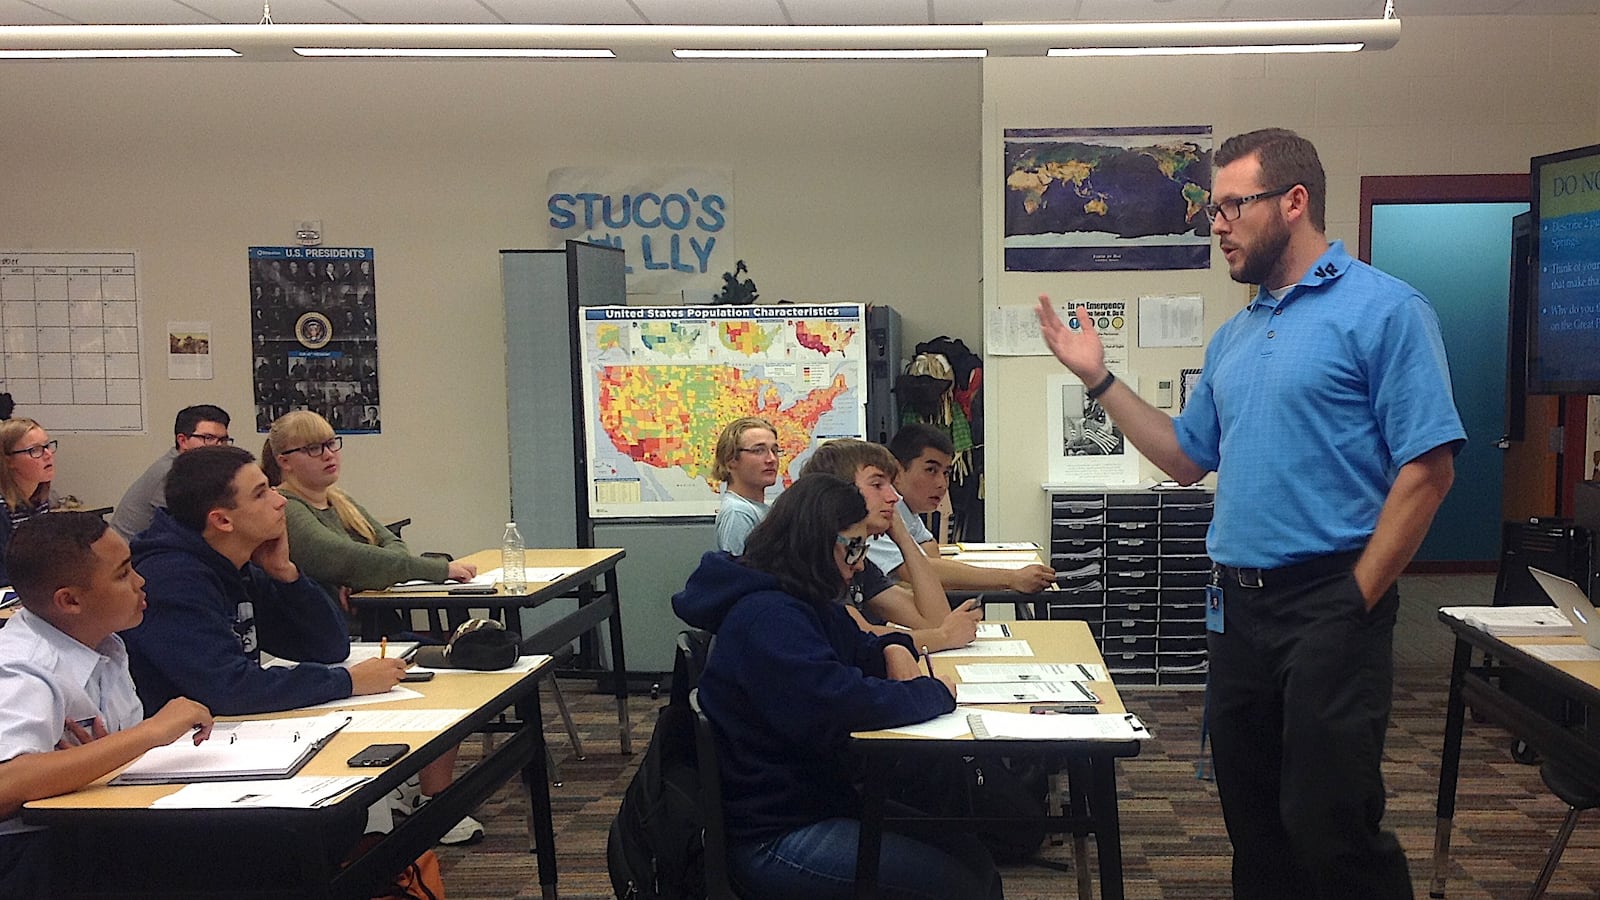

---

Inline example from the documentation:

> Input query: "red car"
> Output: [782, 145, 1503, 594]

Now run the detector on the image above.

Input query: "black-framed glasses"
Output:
[6, 440, 57, 459]
[283, 436, 342, 458]
[1202, 185, 1294, 222]
[738, 443, 783, 458]
[836, 534, 870, 565]
[183, 432, 235, 446]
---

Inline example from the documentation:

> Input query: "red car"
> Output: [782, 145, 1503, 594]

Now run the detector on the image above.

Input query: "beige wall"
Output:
[982, 14, 1600, 546]
[0, 59, 982, 554]
[4, 13, 1597, 557]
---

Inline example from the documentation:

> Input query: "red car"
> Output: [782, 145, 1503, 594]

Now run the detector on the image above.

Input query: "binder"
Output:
[111, 714, 352, 785]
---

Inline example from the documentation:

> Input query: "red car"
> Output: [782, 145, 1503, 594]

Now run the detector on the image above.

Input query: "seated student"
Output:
[121, 445, 407, 717]
[874, 424, 1056, 594]
[0, 418, 58, 586]
[0, 512, 213, 898]
[712, 416, 782, 555]
[674, 473, 1001, 900]
[262, 410, 475, 608]
[110, 404, 233, 542]
[800, 440, 980, 651]
[262, 411, 482, 845]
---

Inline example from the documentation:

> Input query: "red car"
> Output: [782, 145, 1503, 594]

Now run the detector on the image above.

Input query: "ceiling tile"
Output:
[932, 1, 1082, 25]
[330, 0, 505, 23]
[180, 1, 363, 24]
[0, 0, 76, 24]
[478, 0, 647, 25]
[783, 0, 930, 26]
[1210, 0, 1378, 20]
[1077, 0, 1232, 22]
[15, 0, 220, 24]
[629, 0, 788, 26]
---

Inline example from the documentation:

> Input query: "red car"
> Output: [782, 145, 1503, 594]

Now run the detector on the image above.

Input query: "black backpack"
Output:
[607, 644, 708, 900]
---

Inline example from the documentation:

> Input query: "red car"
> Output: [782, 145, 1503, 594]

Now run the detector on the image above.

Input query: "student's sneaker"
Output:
[437, 814, 485, 846]
[395, 790, 486, 846]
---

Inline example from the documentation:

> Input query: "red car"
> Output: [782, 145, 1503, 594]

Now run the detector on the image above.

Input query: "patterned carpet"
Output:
[435, 664, 1598, 900]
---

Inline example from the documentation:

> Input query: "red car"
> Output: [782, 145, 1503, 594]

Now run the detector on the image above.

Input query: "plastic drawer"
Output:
[1160, 570, 1211, 589]
[1100, 635, 1156, 656]
[1106, 521, 1159, 540]
[1105, 588, 1159, 608]
[1159, 635, 1208, 656]
[1157, 618, 1208, 639]
[1106, 492, 1160, 508]
[1104, 619, 1157, 640]
[1161, 554, 1213, 573]
[1106, 505, 1158, 524]
[1114, 669, 1159, 686]
[1106, 569, 1159, 589]
[1160, 539, 1208, 557]
[1106, 556, 1159, 576]
[1161, 503, 1215, 523]
[1160, 523, 1209, 541]
[1107, 537, 1158, 558]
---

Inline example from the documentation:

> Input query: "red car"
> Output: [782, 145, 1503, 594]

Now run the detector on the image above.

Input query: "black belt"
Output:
[1212, 550, 1362, 590]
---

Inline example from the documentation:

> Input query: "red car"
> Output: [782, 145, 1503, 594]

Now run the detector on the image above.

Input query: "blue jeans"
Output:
[729, 816, 1003, 900]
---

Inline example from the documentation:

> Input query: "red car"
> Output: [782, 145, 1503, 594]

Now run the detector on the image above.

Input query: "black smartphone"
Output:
[347, 743, 409, 767]
[1030, 704, 1097, 715]
[401, 670, 435, 682]
[447, 585, 498, 595]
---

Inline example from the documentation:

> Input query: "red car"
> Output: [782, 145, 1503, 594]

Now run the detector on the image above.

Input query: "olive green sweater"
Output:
[280, 490, 448, 594]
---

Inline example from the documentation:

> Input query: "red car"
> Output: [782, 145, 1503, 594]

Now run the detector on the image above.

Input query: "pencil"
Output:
[921, 645, 934, 679]
[379, 637, 387, 659]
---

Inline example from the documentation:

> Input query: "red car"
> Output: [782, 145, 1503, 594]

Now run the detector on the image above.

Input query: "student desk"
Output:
[25, 661, 564, 899]
[850, 620, 1138, 900]
[1429, 610, 1600, 898]
[353, 546, 632, 753]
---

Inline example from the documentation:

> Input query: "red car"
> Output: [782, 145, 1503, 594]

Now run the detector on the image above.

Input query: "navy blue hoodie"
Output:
[124, 509, 353, 716]
[672, 551, 955, 842]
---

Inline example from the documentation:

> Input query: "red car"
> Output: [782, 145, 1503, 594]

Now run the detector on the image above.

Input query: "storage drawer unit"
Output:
[1047, 488, 1215, 688]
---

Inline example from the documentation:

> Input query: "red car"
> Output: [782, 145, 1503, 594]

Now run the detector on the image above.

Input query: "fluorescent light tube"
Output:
[673, 48, 985, 59]
[0, 48, 239, 58]
[1049, 43, 1364, 56]
[293, 47, 613, 58]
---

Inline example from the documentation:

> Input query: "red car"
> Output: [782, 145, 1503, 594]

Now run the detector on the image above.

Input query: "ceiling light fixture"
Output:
[0, 19, 1400, 62]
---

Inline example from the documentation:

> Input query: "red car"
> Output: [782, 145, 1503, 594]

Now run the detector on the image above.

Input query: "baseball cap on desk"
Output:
[413, 618, 522, 670]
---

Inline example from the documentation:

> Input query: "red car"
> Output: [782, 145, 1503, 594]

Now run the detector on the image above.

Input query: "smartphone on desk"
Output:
[347, 743, 409, 767]
[401, 670, 435, 682]
[447, 585, 497, 595]
[1030, 704, 1097, 715]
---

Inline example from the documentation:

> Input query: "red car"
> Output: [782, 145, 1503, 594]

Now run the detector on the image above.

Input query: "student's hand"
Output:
[1036, 296, 1109, 385]
[251, 531, 299, 582]
[938, 598, 982, 648]
[336, 585, 353, 614]
[883, 644, 922, 682]
[1007, 564, 1057, 594]
[348, 657, 407, 695]
[446, 561, 478, 582]
[56, 715, 109, 749]
[884, 513, 916, 547]
[146, 698, 215, 746]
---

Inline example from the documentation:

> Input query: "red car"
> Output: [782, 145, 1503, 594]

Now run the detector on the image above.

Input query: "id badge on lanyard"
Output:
[1205, 584, 1225, 634]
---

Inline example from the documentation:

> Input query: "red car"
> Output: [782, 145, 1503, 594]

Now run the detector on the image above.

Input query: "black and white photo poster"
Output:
[248, 247, 380, 434]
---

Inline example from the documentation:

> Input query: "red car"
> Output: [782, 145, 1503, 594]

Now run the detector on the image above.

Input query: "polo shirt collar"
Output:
[11, 607, 125, 694]
[1248, 240, 1353, 311]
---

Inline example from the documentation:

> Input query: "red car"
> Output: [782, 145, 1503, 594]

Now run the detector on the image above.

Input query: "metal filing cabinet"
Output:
[1048, 488, 1214, 688]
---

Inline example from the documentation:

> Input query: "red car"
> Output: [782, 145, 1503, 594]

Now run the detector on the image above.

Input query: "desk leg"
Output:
[1429, 635, 1472, 899]
[517, 688, 560, 900]
[854, 755, 887, 900]
[1087, 755, 1125, 900]
[605, 567, 633, 755]
[1064, 758, 1094, 900]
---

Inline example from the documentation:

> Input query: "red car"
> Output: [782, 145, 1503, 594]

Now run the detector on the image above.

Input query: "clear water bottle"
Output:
[501, 522, 527, 595]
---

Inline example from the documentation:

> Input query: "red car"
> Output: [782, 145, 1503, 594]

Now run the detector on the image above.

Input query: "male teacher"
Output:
[1038, 128, 1464, 899]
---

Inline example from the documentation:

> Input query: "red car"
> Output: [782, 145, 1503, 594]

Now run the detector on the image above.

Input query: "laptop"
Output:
[1529, 567, 1600, 648]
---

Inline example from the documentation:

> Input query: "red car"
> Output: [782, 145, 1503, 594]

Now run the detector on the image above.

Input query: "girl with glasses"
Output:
[673, 473, 1002, 900]
[261, 410, 482, 845]
[0, 419, 57, 585]
[262, 411, 476, 614]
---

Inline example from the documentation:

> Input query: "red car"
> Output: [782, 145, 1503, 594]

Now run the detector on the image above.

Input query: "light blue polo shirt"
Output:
[1173, 241, 1466, 569]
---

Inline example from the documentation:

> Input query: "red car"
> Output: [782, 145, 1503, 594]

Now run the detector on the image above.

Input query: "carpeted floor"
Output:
[436, 576, 1599, 899]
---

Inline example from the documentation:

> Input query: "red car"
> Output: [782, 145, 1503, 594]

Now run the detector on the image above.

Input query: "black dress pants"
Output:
[1207, 559, 1413, 900]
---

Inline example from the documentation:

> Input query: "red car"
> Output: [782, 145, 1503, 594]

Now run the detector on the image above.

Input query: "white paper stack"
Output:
[1440, 605, 1576, 637]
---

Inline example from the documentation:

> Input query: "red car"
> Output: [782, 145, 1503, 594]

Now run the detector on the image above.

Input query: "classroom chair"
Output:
[689, 687, 742, 900]
[1529, 761, 1600, 899]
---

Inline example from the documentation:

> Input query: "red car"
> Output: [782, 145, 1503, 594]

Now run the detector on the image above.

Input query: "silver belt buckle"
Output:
[1236, 567, 1264, 589]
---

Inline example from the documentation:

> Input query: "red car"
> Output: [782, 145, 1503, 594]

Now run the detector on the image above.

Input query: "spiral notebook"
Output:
[111, 714, 351, 785]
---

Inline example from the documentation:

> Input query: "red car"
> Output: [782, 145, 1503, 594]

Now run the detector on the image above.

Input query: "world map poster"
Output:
[1004, 125, 1213, 272]
[578, 304, 867, 518]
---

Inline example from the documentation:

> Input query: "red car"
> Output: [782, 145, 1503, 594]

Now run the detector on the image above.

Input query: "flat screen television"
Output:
[1529, 143, 1600, 394]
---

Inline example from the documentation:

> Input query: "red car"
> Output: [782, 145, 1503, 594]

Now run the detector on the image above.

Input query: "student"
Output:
[712, 416, 781, 555]
[871, 424, 1056, 594]
[262, 411, 482, 845]
[121, 445, 407, 717]
[674, 473, 1000, 900]
[110, 404, 233, 541]
[0, 512, 213, 898]
[263, 410, 475, 608]
[0, 418, 57, 587]
[799, 439, 980, 652]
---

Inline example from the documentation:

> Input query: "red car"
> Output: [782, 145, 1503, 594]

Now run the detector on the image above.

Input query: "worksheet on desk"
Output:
[934, 640, 1034, 658]
[956, 681, 1099, 704]
[955, 663, 1107, 682]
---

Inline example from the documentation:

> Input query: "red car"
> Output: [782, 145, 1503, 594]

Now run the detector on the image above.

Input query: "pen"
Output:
[921, 645, 934, 679]
[379, 637, 387, 659]
[1124, 713, 1149, 735]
